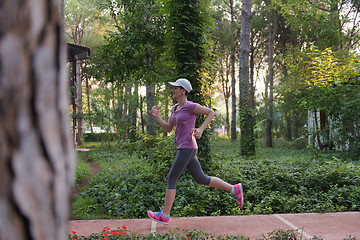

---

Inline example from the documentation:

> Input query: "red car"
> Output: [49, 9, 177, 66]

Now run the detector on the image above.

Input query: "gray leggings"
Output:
[166, 148, 211, 189]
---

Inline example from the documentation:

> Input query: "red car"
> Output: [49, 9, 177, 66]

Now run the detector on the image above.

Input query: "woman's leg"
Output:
[187, 155, 243, 208]
[163, 189, 176, 216]
[163, 149, 197, 215]
[166, 149, 197, 189]
[186, 156, 232, 192]
[208, 177, 232, 192]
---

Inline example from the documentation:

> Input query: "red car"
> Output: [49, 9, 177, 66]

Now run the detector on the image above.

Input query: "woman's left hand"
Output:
[192, 128, 203, 139]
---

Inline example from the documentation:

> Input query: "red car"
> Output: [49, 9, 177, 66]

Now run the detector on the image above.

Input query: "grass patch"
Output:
[75, 152, 92, 184]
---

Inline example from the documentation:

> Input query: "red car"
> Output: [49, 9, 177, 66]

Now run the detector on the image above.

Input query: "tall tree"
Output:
[264, 0, 277, 147]
[230, 0, 239, 141]
[166, 0, 213, 161]
[239, 0, 255, 155]
[145, 1, 156, 136]
[0, 0, 75, 239]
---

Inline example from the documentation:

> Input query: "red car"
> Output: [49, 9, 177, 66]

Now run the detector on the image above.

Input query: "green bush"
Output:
[85, 169, 165, 218]
[70, 227, 341, 240]
[68, 227, 358, 239]
[69, 227, 250, 240]
[84, 133, 119, 142]
[120, 133, 177, 180]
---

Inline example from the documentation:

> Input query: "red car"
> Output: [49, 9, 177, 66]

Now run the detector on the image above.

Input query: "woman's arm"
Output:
[149, 106, 174, 132]
[193, 104, 215, 139]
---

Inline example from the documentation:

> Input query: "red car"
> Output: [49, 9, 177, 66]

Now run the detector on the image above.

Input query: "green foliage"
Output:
[275, 0, 344, 49]
[121, 132, 220, 177]
[164, 0, 213, 81]
[120, 132, 177, 180]
[72, 139, 360, 220]
[88, 85, 117, 133]
[69, 227, 250, 240]
[69, 224, 357, 239]
[65, 0, 112, 45]
[82, 168, 163, 218]
[283, 47, 360, 156]
[236, 143, 360, 214]
[84, 133, 119, 142]
[95, 0, 166, 84]
[69, 227, 337, 240]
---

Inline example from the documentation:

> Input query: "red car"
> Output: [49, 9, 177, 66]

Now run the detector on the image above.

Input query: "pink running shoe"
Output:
[147, 210, 169, 226]
[232, 183, 244, 207]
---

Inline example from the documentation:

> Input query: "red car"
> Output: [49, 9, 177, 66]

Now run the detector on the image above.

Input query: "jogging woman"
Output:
[147, 78, 243, 225]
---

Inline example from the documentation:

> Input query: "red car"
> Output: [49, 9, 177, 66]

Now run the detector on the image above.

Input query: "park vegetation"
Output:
[64, 0, 360, 238]
[66, 0, 360, 231]
[66, 0, 360, 158]
[66, 0, 360, 219]
[1, 0, 359, 240]
[72, 137, 360, 220]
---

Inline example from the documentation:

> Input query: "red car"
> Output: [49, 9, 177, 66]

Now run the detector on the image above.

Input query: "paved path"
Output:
[69, 212, 360, 239]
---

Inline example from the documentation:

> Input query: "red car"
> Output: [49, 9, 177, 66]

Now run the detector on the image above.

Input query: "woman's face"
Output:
[172, 86, 185, 99]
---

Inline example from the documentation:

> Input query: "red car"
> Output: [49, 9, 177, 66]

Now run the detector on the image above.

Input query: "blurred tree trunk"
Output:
[0, 0, 75, 240]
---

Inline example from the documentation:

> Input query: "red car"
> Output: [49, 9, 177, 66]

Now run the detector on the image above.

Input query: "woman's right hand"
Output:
[149, 106, 160, 118]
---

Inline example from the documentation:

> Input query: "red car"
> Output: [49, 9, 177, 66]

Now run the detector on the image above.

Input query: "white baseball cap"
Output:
[168, 78, 193, 92]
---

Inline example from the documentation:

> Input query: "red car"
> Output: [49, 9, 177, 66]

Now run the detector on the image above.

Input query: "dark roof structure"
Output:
[67, 42, 91, 62]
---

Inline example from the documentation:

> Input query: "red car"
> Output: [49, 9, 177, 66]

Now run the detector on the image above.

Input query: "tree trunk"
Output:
[265, 1, 277, 148]
[249, 31, 257, 141]
[122, 84, 130, 140]
[71, 62, 77, 145]
[249, 35, 256, 110]
[239, 0, 255, 155]
[146, 83, 155, 135]
[76, 60, 83, 146]
[85, 76, 94, 133]
[0, 0, 75, 239]
[140, 96, 145, 134]
[230, 0, 237, 141]
[129, 83, 138, 142]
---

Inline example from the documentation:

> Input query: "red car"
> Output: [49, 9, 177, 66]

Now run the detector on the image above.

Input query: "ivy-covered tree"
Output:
[165, 0, 214, 161]
[239, 0, 255, 155]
